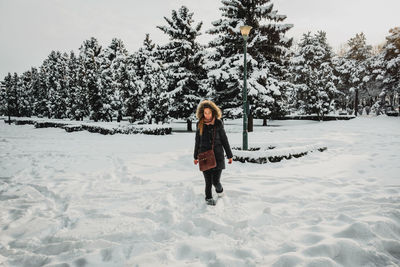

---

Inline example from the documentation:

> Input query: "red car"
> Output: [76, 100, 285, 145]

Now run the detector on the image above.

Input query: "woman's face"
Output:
[204, 108, 213, 120]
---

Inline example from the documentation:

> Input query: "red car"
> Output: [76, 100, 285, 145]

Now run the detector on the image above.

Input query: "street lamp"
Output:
[240, 25, 252, 150]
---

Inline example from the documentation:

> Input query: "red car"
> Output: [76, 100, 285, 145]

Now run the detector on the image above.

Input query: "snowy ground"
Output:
[0, 116, 399, 266]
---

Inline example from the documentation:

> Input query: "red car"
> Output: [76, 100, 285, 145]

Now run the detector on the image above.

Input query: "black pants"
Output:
[202, 168, 223, 199]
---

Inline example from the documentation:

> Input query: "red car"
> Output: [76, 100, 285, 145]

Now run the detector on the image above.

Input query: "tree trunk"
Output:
[187, 119, 192, 132]
[248, 113, 253, 132]
[263, 118, 267, 126]
[7, 101, 11, 124]
[354, 88, 359, 116]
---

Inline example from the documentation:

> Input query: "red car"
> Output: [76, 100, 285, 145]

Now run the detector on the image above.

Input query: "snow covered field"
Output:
[0, 116, 399, 266]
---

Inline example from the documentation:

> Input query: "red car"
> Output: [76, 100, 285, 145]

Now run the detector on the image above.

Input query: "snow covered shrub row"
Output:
[115, 125, 172, 135]
[232, 144, 327, 164]
[64, 125, 83, 132]
[4, 117, 172, 135]
[232, 145, 276, 151]
[3, 118, 33, 124]
[14, 119, 37, 125]
[74, 123, 172, 135]
[34, 121, 71, 128]
[386, 111, 399, 117]
[71, 123, 172, 135]
[3, 118, 15, 124]
[281, 115, 355, 121]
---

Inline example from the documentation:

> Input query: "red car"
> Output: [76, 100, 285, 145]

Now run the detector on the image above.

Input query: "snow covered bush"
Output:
[232, 143, 327, 164]
[281, 114, 355, 121]
[5, 117, 173, 135]
[34, 121, 71, 129]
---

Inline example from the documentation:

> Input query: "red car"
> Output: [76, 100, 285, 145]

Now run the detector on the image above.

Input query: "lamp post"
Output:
[240, 25, 252, 150]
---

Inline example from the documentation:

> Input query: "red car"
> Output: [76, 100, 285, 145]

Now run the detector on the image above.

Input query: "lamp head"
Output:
[240, 25, 252, 40]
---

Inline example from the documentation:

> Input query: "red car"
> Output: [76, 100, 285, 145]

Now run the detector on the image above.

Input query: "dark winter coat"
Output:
[194, 119, 233, 170]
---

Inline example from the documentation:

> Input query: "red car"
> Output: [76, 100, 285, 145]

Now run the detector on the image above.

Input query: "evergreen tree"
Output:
[378, 27, 400, 111]
[121, 51, 143, 123]
[107, 38, 129, 122]
[134, 34, 169, 124]
[75, 55, 90, 120]
[205, 0, 293, 125]
[1, 73, 18, 117]
[29, 67, 41, 116]
[99, 42, 116, 122]
[65, 51, 84, 120]
[41, 50, 69, 118]
[157, 5, 205, 131]
[79, 37, 103, 122]
[19, 70, 34, 117]
[34, 65, 49, 117]
[0, 80, 6, 115]
[11, 73, 21, 116]
[111, 49, 141, 123]
[336, 33, 372, 115]
[356, 50, 385, 114]
[290, 31, 341, 118]
[96, 38, 130, 122]
[145, 52, 169, 124]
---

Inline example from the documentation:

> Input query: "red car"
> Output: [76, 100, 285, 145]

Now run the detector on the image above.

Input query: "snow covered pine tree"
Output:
[204, 0, 294, 126]
[157, 5, 206, 131]
[290, 31, 341, 119]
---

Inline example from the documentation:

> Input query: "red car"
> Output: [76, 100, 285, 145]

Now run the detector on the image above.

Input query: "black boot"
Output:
[205, 198, 217, 206]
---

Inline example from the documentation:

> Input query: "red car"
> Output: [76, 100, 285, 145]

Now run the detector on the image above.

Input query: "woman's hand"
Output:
[228, 158, 233, 164]
[194, 159, 198, 165]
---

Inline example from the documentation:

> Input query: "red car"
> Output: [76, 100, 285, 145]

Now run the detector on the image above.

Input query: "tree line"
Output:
[1, 1, 399, 131]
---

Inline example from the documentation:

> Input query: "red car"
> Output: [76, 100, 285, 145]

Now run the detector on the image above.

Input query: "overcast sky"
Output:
[0, 0, 399, 79]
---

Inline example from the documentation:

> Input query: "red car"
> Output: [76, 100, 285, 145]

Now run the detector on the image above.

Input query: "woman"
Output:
[194, 100, 233, 205]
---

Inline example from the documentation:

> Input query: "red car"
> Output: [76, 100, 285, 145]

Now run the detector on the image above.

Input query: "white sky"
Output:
[0, 0, 399, 79]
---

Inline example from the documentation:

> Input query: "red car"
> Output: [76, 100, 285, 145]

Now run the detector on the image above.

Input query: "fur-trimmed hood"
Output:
[196, 100, 222, 120]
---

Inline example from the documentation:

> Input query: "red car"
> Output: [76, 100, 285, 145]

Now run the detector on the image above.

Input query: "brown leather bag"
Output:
[198, 124, 217, 171]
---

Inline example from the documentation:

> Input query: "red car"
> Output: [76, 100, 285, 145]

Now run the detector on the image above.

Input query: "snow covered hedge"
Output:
[35, 121, 71, 128]
[232, 143, 327, 164]
[4, 117, 172, 135]
[14, 119, 37, 125]
[4, 118, 35, 125]
[386, 111, 399, 117]
[77, 123, 172, 135]
[64, 125, 83, 132]
[279, 115, 355, 121]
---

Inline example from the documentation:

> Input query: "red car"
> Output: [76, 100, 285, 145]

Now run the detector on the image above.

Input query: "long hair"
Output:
[196, 100, 222, 135]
